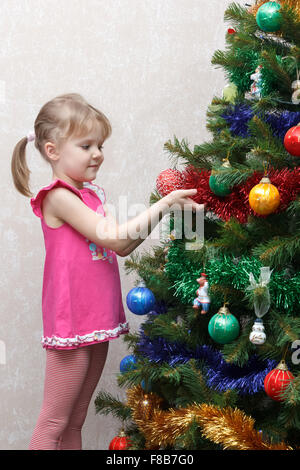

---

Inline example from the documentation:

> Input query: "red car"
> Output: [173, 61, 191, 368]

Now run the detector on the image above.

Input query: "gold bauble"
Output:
[249, 176, 280, 215]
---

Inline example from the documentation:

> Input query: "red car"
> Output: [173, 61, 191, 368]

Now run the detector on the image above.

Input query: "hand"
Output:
[163, 189, 202, 212]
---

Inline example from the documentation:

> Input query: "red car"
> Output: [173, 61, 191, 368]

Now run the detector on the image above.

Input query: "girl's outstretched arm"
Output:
[47, 188, 201, 257]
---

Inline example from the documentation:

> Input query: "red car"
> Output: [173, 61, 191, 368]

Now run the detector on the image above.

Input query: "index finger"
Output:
[182, 188, 197, 194]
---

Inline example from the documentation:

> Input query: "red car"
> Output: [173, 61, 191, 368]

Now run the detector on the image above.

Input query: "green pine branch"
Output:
[279, 3, 300, 46]
[122, 332, 140, 350]
[221, 322, 253, 366]
[247, 213, 293, 245]
[176, 359, 213, 405]
[253, 234, 300, 269]
[224, 2, 256, 31]
[143, 311, 192, 345]
[163, 136, 212, 169]
[287, 198, 300, 221]
[260, 49, 293, 94]
[247, 115, 291, 168]
[270, 310, 300, 347]
[94, 390, 132, 421]
[174, 420, 220, 451]
[249, 91, 287, 114]
[278, 400, 300, 431]
[207, 164, 255, 186]
[194, 135, 252, 167]
[213, 219, 251, 253]
[282, 375, 300, 408]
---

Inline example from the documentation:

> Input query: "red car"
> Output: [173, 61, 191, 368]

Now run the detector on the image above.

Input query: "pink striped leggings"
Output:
[29, 341, 109, 450]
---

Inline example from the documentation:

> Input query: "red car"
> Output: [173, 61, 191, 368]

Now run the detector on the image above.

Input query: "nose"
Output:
[93, 148, 101, 157]
[91, 152, 103, 166]
[92, 147, 102, 157]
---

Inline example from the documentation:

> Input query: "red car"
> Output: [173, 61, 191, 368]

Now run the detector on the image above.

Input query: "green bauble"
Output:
[222, 83, 238, 104]
[209, 173, 231, 197]
[209, 159, 233, 197]
[256, 1, 282, 33]
[208, 306, 240, 344]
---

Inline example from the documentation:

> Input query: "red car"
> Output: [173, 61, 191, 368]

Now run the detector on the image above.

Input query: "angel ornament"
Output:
[247, 267, 272, 345]
[193, 273, 210, 315]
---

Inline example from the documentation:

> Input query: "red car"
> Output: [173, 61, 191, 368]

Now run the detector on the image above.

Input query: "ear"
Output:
[44, 141, 60, 161]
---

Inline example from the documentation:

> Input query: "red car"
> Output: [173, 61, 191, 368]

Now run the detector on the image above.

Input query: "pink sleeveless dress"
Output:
[30, 178, 130, 350]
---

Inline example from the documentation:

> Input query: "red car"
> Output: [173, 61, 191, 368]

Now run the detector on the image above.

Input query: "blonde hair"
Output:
[11, 93, 112, 197]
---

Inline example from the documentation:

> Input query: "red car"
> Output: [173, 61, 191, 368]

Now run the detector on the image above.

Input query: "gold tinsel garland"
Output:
[126, 385, 293, 450]
[248, 0, 300, 22]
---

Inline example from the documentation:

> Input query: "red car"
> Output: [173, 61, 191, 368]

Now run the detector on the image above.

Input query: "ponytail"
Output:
[11, 136, 34, 198]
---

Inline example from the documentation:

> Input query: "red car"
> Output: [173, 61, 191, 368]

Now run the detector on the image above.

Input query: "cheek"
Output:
[75, 154, 88, 167]
[65, 155, 86, 174]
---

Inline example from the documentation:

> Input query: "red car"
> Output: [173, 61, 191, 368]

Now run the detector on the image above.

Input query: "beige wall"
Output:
[0, 0, 236, 450]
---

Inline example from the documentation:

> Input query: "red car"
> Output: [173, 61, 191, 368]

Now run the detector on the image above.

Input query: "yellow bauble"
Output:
[249, 177, 280, 215]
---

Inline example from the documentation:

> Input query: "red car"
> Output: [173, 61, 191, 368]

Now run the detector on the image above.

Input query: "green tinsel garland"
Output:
[224, 48, 259, 94]
[164, 241, 300, 314]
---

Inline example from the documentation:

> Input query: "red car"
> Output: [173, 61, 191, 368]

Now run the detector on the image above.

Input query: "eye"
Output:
[81, 145, 104, 151]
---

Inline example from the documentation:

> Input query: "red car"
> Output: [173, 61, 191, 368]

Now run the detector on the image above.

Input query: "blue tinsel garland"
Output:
[221, 104, 300, 140]
[137, 330, 277, 395]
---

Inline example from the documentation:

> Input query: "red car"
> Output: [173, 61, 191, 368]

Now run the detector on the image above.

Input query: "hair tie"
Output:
[27, 131, 35, 142]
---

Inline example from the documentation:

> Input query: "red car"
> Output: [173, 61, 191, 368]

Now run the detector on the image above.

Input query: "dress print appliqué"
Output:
[82, 181, 114, 264]
[85, 239, 114, 263]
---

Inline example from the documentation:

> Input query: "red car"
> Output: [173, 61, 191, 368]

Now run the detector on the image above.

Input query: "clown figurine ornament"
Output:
[193, 273, 210, 314]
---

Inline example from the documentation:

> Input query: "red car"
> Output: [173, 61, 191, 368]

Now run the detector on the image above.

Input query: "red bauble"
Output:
[284, 123, 300, 157]
[109, 430, 131, 450]
[156, 168, 185, 197]
[264, 360, 294, 402]
[227, 27, 236, 34]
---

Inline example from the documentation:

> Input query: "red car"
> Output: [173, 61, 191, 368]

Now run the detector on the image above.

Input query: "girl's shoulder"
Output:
[30, 179, 84, 219]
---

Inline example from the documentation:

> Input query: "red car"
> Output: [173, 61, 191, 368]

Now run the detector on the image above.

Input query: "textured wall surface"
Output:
[0, 0, 237, 450]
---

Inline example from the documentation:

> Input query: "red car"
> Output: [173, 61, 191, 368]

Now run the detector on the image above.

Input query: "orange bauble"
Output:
[249, 176, 280, 215]
[109, 429, 132, 450]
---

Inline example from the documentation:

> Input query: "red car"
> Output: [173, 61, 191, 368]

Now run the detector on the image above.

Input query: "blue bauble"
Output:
[120, 354, 137, 373]
[256, 1, 282, 32]
[126, 286, 156, 315]
[141, 379, 152, 392]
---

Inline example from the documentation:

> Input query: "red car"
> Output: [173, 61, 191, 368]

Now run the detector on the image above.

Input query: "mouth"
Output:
[88, 165, 100, 168]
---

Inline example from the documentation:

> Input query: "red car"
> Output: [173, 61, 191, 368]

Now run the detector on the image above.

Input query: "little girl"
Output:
[11, 92, 201, 450]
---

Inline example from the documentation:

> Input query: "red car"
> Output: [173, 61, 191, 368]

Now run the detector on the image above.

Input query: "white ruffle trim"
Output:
[41, 322, 129, 348]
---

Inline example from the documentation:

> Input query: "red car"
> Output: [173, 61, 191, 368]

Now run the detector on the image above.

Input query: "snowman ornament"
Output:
[249, 319, 266, 345]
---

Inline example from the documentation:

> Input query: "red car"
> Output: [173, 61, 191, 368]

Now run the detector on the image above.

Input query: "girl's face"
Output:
[46, 125, 105, 188]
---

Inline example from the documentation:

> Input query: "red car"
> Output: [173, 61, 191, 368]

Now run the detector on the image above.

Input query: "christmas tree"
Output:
[95, 1, 300, 450]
